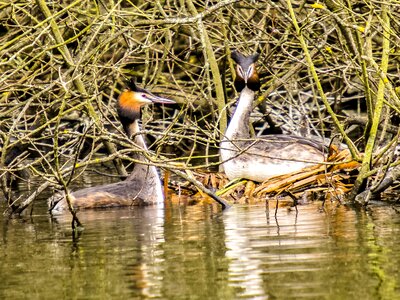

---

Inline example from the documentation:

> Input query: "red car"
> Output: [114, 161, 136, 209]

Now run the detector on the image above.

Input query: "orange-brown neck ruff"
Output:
[247, 67, 260, 92]
[118, 91, 142, 116]
[117, 91, 141, 136]
[234, 64, 260, 92]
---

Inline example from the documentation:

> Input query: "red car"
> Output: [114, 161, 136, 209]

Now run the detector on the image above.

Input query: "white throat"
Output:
[223, 87, 254, 142]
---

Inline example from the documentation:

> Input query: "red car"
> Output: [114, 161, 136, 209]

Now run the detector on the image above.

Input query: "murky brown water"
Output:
[1, 196, 400, 299]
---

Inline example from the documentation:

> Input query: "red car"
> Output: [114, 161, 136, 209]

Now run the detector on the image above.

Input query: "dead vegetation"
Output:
[179, 146, 358, 206]
[1, 0, 400, 214]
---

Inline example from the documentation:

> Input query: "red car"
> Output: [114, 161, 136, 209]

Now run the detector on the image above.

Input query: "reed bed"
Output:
[1, 0, 400, 214]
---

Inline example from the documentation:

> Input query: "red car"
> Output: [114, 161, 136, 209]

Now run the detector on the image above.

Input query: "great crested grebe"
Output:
[48, 79, 175, 214]
[220, 51, 326, 182]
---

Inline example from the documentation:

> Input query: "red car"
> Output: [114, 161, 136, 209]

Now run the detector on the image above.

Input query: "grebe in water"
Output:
[48, 79, 175, 214]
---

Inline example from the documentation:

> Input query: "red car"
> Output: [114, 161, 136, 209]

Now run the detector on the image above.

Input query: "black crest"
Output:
[231, 51, 259, 71]
[125, 77, 150, 94]
[126, 77, 138, 91]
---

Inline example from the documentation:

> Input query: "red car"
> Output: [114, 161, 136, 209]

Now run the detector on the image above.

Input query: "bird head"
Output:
[119, 78, 175, 110]
[231, 51, 260, 92]
[117, 78, 175, 134]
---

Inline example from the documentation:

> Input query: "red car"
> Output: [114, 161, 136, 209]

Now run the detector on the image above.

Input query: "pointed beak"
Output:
[146, 94, 176, 104]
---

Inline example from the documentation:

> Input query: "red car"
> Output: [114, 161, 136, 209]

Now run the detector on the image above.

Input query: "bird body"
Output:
[221, 51, 325, 182]
[48, 79, 175, 214]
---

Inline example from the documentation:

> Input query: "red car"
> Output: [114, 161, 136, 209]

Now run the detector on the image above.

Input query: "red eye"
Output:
[141, 94, 147, 98]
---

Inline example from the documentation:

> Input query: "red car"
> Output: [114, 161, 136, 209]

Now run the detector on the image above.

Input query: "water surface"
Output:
[1, 199, 400, 299]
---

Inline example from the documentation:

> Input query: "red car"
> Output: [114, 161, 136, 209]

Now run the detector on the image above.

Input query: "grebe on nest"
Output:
[220, 51, 326, 182]
[48, 79, 175, 214]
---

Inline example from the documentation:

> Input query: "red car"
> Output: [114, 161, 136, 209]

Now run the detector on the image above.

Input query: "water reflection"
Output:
[52, 207, 167, 299]
[1, 201, 400, 299]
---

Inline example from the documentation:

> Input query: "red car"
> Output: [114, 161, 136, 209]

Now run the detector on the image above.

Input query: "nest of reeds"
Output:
[179, 147, 359, 206]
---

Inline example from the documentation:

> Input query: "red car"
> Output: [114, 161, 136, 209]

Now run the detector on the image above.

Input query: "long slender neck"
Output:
[127, 120, 148, 151]
[126, 117, 163, 203]
[224, 87, 255, 141]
